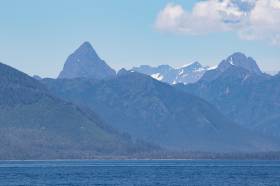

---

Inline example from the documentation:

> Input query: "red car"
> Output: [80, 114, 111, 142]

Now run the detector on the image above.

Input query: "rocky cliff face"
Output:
[58, 42, 116, 80]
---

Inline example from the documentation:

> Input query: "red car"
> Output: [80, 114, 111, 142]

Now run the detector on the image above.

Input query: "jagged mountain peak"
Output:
[74, 41, 97, 56]
[79, 41, 92, 48]
[58, 42, 116, 79]
[218, 52, 262, 74]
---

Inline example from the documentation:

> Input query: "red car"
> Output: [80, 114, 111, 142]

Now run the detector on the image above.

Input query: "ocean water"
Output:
[0, 160, 279, 186]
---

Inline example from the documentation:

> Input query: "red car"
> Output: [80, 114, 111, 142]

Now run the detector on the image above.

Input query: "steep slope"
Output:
[58, 42, 116, 79]
[0, 62, 151, 160]
[250, 74, 280, 138]
[178, 66, 268, 127]
[176, 53, 280, 138]
[201, 52, 262, 82]
[131, 62, 208, 84]
[42, 71, 278, 152]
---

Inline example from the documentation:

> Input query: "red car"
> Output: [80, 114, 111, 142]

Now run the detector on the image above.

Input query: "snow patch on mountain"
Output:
[201, 52, 263, 82]
[219, 52, 262, 74]
[132, 62, 209, 85]
[151, 73, 164, 81]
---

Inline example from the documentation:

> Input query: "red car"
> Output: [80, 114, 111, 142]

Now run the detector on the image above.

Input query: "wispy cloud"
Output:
[155, 0, 280, 44]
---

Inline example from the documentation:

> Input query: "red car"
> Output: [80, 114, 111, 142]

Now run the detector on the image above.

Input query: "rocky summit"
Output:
[58, 42, 116, 80]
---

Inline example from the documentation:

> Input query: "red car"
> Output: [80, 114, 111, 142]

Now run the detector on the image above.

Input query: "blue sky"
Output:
[0, 0, 280, 77]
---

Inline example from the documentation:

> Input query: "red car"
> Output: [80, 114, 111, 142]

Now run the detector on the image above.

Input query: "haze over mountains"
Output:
[43, 42, 280, 152]
[131, 62, 209, 84]
[58, 42, 116, 80]
[0, 62, 154, 159]
[200, 52, 263, 82]
[44, 70, 278, 152]
[1, 41, 280, 159]
[177, 53, 280, 139]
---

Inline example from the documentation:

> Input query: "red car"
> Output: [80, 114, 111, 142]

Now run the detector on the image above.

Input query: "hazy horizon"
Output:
[2, 2, 280, 184]
[1, 0, 280, 78]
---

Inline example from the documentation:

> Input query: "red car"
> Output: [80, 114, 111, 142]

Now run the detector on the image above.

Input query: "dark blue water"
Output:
[0, 160, 280, 186]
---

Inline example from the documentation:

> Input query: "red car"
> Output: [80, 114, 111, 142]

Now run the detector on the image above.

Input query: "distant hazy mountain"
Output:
[33, 75, 42, 80]
[42, 70, 278, 152]
[201, 52, 262, 82]
[176, 53, 280, 138]
[0, 62, 151, 160]
[131, 62, 209, 84]
[58, 42, 116, 79]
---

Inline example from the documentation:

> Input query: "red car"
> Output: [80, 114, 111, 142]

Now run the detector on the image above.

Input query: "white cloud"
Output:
[155, 0, 280, 44]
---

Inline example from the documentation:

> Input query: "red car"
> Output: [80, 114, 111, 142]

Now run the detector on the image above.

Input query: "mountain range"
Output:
[41, 43, 279, 152]
[43, 70, 279, 152]
[0, 62, 154, 159]
[176, 52, 280, 138]
[0, 41, 280, 159]
[131, 62, 209, 85]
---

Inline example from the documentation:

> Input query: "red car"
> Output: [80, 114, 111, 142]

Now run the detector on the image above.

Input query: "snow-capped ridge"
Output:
[151, 73, 164, 81]
[177, 61, 202, 69]
[131, 61, 208, 85]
